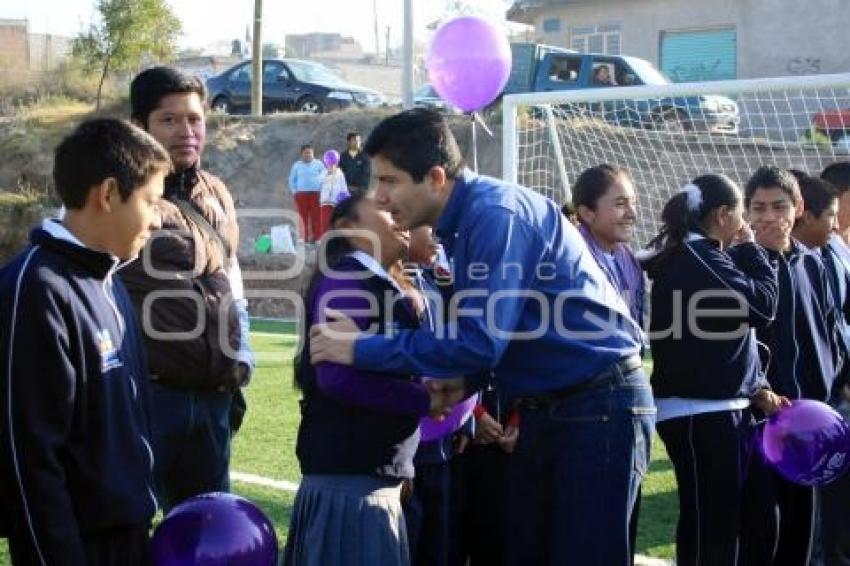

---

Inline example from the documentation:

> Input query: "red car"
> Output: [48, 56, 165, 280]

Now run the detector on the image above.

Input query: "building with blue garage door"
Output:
[506, 0, 850, 82]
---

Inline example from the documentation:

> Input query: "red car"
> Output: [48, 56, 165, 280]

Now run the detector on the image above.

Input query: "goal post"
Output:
[502, 73, 850, 247]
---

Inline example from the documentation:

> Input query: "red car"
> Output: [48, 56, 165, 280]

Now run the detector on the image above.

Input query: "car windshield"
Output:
[286, 61, 344, 84]
[625, 58, 670, 86]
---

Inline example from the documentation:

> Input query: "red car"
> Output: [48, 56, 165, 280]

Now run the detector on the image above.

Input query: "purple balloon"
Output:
[323, 150, 340, 168]
[420, 393, 477, 442]
[761, 399, 850, 486]
[151, 492, 278, 565]
[426, 16, 512, 112]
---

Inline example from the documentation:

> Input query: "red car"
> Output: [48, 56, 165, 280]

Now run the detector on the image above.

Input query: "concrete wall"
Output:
[526, 0, 850, 79]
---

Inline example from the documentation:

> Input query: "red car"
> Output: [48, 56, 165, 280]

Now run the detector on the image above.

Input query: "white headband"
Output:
[680, 183, 703, 212]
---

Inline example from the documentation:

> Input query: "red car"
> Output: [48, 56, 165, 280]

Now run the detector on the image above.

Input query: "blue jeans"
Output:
[148, 383, 232, 511]
[505, 365, 655, 566]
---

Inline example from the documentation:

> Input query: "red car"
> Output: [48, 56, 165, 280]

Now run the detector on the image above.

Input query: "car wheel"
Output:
[298, 96, 323, 114]
[212, 96, 232, 114]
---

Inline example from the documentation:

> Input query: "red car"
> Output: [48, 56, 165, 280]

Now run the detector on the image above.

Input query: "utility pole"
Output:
[373, 0, 380, 59]
[251, 0, 263, 117]
[385, 25, 391, 66]
[402, 0, 414, 108]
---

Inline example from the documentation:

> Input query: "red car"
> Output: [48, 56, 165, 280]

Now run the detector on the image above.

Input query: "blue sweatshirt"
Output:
[757, 240, 847, 400]
[354, 169, 643, 400]
[0, 220, 156, 563]
[288, 159, 326, 193]
[646, 237, 778, 400]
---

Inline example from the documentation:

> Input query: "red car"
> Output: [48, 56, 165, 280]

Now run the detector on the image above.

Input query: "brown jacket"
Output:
[120, 165, 241, 390]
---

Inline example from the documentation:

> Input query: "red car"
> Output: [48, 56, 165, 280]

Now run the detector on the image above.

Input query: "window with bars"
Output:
[570, 23, 622, 55]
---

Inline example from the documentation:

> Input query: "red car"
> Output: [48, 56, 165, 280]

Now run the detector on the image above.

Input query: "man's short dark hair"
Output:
[364, 108, 463, 183]
[130, 66, 206, 127]
[822, 162, 850, 194]
[744, 165, 801, 206]
[346, 132, 360, 142]
[798, 176, 838, 218]
[301, 144, 313, 152]
[54, 118, 171, 209]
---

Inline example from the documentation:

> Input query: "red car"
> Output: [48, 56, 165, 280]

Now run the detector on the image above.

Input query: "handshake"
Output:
[424, 377, 466, 419]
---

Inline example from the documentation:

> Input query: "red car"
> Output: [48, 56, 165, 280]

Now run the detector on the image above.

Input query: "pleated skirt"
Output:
[282, 474, 411, 566]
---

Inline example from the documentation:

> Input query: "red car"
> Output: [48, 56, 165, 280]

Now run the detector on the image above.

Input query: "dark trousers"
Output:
[149, 383, 232, 512]
[740, 443, 815, 565]
[9, 524, 150, 566]
[820, 467, 850, 564]
[657, 409, 755, 566]
[504, 367, 654, 566]
[449, 444, 511, 566]
[404, 461, 451, 566]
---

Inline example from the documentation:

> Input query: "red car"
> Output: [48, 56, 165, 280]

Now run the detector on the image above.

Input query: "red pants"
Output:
[294, 192, 321, 242]
[320, 204, 334, 238]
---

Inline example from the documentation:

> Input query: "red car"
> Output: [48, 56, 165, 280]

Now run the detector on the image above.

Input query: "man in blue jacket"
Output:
[310, 108, 654, 565]
[0, 119, 168, 564]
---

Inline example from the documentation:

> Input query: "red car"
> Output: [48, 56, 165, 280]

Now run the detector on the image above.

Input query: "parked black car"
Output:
[206, 59, 386, 114]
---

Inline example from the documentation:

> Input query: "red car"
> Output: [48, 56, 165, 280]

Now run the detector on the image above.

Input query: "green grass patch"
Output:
[0, 323, 678, 562]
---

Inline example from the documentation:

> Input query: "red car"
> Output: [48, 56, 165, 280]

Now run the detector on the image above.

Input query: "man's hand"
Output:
[498, 425, 519, 454]
[753, 221, 791, 252]
[309, 308, 360, 365]
[751, 388, 791, 416]
[454, 433, 470, 455]
[474, 412, 504, 445]
[217, 362, 252, 392]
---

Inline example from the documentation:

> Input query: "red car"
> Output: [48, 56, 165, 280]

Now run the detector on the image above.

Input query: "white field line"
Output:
[231, 471, 299, 493]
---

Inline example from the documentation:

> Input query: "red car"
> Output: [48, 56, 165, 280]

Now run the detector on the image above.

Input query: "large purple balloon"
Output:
[426, 16, 512, 112]
[420, 394, 477, 442]
[761, 399, 850, 486]
[151, 492, 278, 565]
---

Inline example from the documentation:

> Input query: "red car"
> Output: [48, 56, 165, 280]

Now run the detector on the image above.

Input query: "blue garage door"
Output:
[661, 28, 737, 83]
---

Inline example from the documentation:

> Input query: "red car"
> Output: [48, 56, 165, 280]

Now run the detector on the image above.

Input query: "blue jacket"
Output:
[646, 238, 778, 400]
[757, 240, 847, 400]
[354, 169, 643, 399]
[0, 221, 157, 563]
[288, 159, 326, 193]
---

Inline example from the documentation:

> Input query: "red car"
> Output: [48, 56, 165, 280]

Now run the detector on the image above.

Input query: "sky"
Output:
[3, 0, 515, 53]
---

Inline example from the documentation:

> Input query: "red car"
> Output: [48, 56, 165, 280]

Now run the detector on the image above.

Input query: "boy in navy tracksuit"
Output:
[0, 119, 169, 565]
[741, 166, 848, 566]
[818, 163, 850, 565]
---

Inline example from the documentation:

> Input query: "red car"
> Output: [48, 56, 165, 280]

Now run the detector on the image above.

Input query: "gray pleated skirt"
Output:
[282, 475, 411, 566]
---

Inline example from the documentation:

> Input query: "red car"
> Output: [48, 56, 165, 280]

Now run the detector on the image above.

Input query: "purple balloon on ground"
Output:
[151, 492, 278, 565]
[323, 149, 340, 168]
[420, 394, 477, 442]
[426, 16, 512, 112]
[761, 399, 850, 486]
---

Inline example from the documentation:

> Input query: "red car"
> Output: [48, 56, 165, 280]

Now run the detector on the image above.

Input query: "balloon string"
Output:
[471, 113, 478, 173]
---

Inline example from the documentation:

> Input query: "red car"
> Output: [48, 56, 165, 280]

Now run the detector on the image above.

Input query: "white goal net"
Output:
[502, 74, 850, 247]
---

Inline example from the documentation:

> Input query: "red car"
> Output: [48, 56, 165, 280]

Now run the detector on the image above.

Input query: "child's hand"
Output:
[454, 433, 471, 455]
[474, 412, 504, 445]
[498, 425, 519, 454]
[751, 389, 791, 416]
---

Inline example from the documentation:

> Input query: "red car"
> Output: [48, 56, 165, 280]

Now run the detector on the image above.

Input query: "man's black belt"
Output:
[516, 354, 644, 409]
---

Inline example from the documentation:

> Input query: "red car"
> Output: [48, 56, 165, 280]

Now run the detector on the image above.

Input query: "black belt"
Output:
[516, 354, 644, 409]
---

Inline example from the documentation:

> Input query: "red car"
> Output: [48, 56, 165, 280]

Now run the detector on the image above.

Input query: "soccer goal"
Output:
[503, 73, 850, 247]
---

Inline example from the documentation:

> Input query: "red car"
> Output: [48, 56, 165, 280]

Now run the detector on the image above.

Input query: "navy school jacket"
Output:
[646, 238, 778, 400]
[0, 220, 156, 563]
[757, 240, 848, 400]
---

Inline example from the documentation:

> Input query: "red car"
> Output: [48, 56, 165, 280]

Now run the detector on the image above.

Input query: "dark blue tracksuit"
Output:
[647, 238, 779, 566]
[742, 240, 848, 566]
[0, 221, 157, 565]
